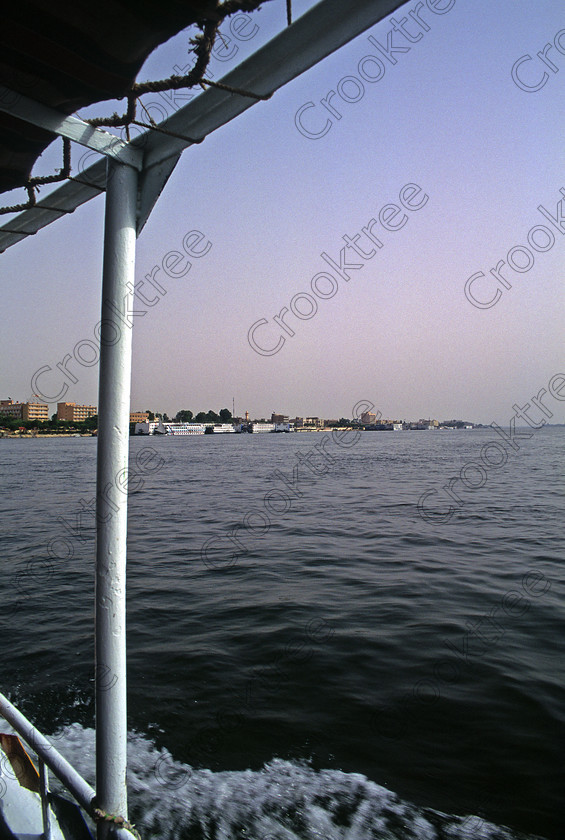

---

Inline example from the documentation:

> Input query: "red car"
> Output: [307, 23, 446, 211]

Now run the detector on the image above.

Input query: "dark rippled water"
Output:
[1, 429, 563, 839]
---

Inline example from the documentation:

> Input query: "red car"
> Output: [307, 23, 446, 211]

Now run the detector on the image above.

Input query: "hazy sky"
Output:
[1, 0, 564, 424]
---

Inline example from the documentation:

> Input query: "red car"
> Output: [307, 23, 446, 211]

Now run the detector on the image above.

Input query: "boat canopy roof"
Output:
[0, 0, 268, 195]
[0, 0, 410, 252]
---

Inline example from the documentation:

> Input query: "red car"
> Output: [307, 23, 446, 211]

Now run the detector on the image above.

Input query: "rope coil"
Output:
[0, 0, 268, 215]
[0, 138, 71, 215]
[93, 807, 141, 840]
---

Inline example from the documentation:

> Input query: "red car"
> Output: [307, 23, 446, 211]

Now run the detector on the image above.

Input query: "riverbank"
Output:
[0, 432, 95, 438]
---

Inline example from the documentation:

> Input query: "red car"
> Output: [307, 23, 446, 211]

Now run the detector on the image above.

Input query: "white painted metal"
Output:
[39, 760, 52, 840]
[141, 0, 409, 170]
[0, 771, 67, 840]
[136, 153, 181, 236]
[0, 691, 96, 814]
[95, 158, 138, 831]
[127, 0, 411, 230]
[0, 86, 143, 169]
[0, 0, 411, 250]
[0, 158, 107, 251]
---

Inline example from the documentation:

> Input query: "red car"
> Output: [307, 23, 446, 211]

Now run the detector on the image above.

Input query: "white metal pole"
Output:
[95, 158, 137, 831]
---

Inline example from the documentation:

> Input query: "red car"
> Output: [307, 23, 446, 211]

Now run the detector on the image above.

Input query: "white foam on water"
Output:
[41, 724, 541, 840]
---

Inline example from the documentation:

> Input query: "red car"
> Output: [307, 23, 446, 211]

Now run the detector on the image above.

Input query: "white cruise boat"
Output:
[208, 424, 236, 433]
[163, 423, 206, 435]
[249, 422, 275, 433]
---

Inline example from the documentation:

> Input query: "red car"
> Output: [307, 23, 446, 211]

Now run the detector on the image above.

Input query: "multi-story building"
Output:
[130, 411, 149, 424]
[417, 418, 439, 430]
[57, 402, 97, 422]
[0, 399, 23, 418]
[271, 413, 289, 424]
[22, 402, 49, 422]
[361, 412, 377, 425]
[0, 399, 48, 422]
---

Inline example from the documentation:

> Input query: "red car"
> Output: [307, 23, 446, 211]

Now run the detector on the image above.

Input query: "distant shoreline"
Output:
[0, 433, 95, 438]
[2, 425, 562, 440]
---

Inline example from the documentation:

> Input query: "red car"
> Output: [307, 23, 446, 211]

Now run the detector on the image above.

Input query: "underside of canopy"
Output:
[0, 0, 268, 194]
[0, 0, 410, 252]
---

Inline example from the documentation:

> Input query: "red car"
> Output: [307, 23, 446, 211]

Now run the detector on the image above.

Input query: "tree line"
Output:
[0, 415, 98, 433]
[145, 408, 233, 424]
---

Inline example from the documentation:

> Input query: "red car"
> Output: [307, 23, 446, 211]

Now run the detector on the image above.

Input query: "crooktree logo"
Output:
[202, 400, 377, 569]
[418, 373, 565, 524]
[464, 187, 564, 309]
[511, 27, 565, 92]
[30, 231, 212, 403]
[248, 184, 428, 356]
[294, 0, 457, 139]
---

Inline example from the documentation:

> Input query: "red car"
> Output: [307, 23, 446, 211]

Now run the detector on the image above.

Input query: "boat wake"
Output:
[42, 724, 544, 840]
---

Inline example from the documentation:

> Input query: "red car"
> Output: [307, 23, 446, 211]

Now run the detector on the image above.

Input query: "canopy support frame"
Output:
[0, 86, 143, 169]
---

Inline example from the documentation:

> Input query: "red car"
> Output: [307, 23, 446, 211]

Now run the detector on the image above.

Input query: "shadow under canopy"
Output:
[0, 0, 267, 194]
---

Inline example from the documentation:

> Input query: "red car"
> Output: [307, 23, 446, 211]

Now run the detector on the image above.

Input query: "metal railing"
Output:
[0, 692, 138, 840]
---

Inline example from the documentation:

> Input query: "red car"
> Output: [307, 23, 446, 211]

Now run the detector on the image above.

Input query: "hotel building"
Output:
[130, 411, 149, 424]
[57, 402, 97, 422]
[0, 399, 49, 422]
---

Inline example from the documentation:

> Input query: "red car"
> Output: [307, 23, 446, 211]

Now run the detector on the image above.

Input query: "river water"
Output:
[0, 428, 563, 839]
